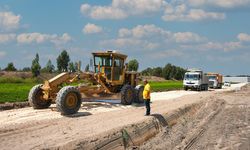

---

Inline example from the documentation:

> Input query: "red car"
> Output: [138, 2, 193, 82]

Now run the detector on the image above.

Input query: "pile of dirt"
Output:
[0, 71, 57, 80]
[142, 76, 166, 82]
[0, 71, 32, 78]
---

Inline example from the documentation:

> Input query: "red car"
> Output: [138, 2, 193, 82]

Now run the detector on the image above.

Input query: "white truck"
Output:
[183, 69, 209, 91]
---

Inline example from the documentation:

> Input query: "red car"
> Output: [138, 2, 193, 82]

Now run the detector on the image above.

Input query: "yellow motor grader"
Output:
[28, 51, 144, 115]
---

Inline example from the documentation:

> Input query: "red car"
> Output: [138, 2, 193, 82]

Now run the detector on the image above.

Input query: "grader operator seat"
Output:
[92, 51, 127, 82]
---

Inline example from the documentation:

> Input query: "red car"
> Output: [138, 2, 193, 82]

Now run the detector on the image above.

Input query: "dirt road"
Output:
[0, 83, 248, 149]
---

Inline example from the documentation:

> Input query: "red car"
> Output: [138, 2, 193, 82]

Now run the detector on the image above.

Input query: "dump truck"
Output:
[28, 51, 144, 115]
[206, 73, 223, 89]
[183, 69, 209, 91]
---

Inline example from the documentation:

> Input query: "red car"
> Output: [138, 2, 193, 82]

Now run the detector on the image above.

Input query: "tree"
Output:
[162, 63, 172, 80]
[43, 59, 55, 73]
[31, 53, 41, 77]
[68, 62, 76, 72]
[152, 67, 163, 77]
[57, 50, 70, 72]
[141, 67, 153, 76]
[128, 59, 139, 71]
[84, 64, 89, 72]
[4, 62, 17, 71]
[22, 67, 31, 72]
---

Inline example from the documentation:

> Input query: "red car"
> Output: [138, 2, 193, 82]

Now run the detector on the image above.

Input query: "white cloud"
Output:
[150, 49, 184, 59]
[173, 32, 206, 43]
[237, 33, 250, 42]
[189, 0, 250, 9]
[0, 11, 21, 31]
[118, 24, 171, 39]
[51, 33, 72, 45]
[100, 38, 159, 50]
[101, 24, 205, 52]
[82, 23, 103, 34]
[183, 40, 244, 52]
[162, 4, 225, 21]
[17, 33, 72, 45]
[118, 24, 204, 43]
[0, 34, 16, 43]
[80, 0, 165, 19]
[224, 41, 243, 51]
[0, 51, 6, 58]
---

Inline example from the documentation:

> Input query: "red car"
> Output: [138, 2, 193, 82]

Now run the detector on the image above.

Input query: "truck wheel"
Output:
[135, 85, 144, 103]
[29, 84, 51, 109]
[198, 86, 202, 91]
[56, 86, 82, 115]
[184, 87, 188, 91]
[121, 85, 135, 105]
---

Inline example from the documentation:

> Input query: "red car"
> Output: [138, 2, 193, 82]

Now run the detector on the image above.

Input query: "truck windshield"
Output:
[208, 76, 216, 80]
[184, 74, 200, 80]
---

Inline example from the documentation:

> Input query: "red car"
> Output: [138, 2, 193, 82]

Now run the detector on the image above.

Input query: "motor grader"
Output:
[28, 51, 144, 115]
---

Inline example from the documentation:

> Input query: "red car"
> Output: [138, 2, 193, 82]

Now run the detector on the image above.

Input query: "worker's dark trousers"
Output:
[144, 99, 150, 115]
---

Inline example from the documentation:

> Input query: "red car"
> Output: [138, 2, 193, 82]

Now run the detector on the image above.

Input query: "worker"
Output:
[143, 79, 151, 116]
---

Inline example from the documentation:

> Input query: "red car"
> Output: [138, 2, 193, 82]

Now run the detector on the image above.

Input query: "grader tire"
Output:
[135, 85, 144, 103]
[28, 84, 51, 109]
[121, 85, 135, 105]
[56, 86, 82, 115]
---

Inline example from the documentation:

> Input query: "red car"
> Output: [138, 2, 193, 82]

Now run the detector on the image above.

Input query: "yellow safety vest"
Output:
[143, 83, 151, 99]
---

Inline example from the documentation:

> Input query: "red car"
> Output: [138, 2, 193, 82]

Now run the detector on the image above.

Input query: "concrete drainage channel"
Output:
[56, 101, 205, 150]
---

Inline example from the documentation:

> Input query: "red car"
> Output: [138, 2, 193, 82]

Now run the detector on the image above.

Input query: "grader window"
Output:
[94, 56, 112, 67]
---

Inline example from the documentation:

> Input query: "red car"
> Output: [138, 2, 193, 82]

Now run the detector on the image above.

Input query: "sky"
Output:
[0, 0, 250, 75]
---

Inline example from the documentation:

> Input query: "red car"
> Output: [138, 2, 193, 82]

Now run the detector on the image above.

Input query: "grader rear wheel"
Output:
[56, 86, 82, 115]
[121, 85, 135, 105]
[28, 84, 51, 109]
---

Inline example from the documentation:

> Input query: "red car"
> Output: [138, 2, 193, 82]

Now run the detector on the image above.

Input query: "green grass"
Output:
[0, 83, 37, 103]
[149, 81, 183, 92]
[0, 77, 39, 103]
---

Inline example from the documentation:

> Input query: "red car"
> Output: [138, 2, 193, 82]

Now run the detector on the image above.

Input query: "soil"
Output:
[0, 83, 248, 149]
[140, 85, 250, 150]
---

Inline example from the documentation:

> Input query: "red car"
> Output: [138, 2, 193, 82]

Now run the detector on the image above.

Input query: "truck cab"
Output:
[207, 73, 223, 89]
[183, 69, 208, 91]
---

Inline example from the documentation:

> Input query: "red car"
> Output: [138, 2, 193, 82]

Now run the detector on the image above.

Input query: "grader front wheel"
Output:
[56, 86, 82, 115]
[28, 84, 51, 109]
[121, 85, 135, 105]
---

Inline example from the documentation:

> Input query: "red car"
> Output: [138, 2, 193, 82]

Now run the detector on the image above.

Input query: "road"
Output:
[0, 83, 247, 149]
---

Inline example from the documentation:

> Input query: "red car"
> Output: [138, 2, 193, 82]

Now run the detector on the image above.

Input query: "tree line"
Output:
[0, 51, 186, 80]
[0, 50, 90, 77]
[141, 63, 186, 80]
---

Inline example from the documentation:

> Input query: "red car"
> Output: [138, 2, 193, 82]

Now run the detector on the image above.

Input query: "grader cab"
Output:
[28, 51, 144, 115]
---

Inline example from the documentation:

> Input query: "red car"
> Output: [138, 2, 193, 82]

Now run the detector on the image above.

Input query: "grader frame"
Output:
[28, 51, 144, 115]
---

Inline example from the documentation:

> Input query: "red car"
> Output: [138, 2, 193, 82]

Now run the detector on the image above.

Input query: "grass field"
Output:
[149, 81, 183, 92]
[0, 77, 183, 103]
[0, 77, 39, 103]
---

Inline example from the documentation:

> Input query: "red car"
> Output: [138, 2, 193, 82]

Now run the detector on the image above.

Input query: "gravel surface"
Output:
[0, 83, 247, 149]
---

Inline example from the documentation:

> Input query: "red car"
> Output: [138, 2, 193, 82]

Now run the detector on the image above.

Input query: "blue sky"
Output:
[0, 0, 250, 75]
